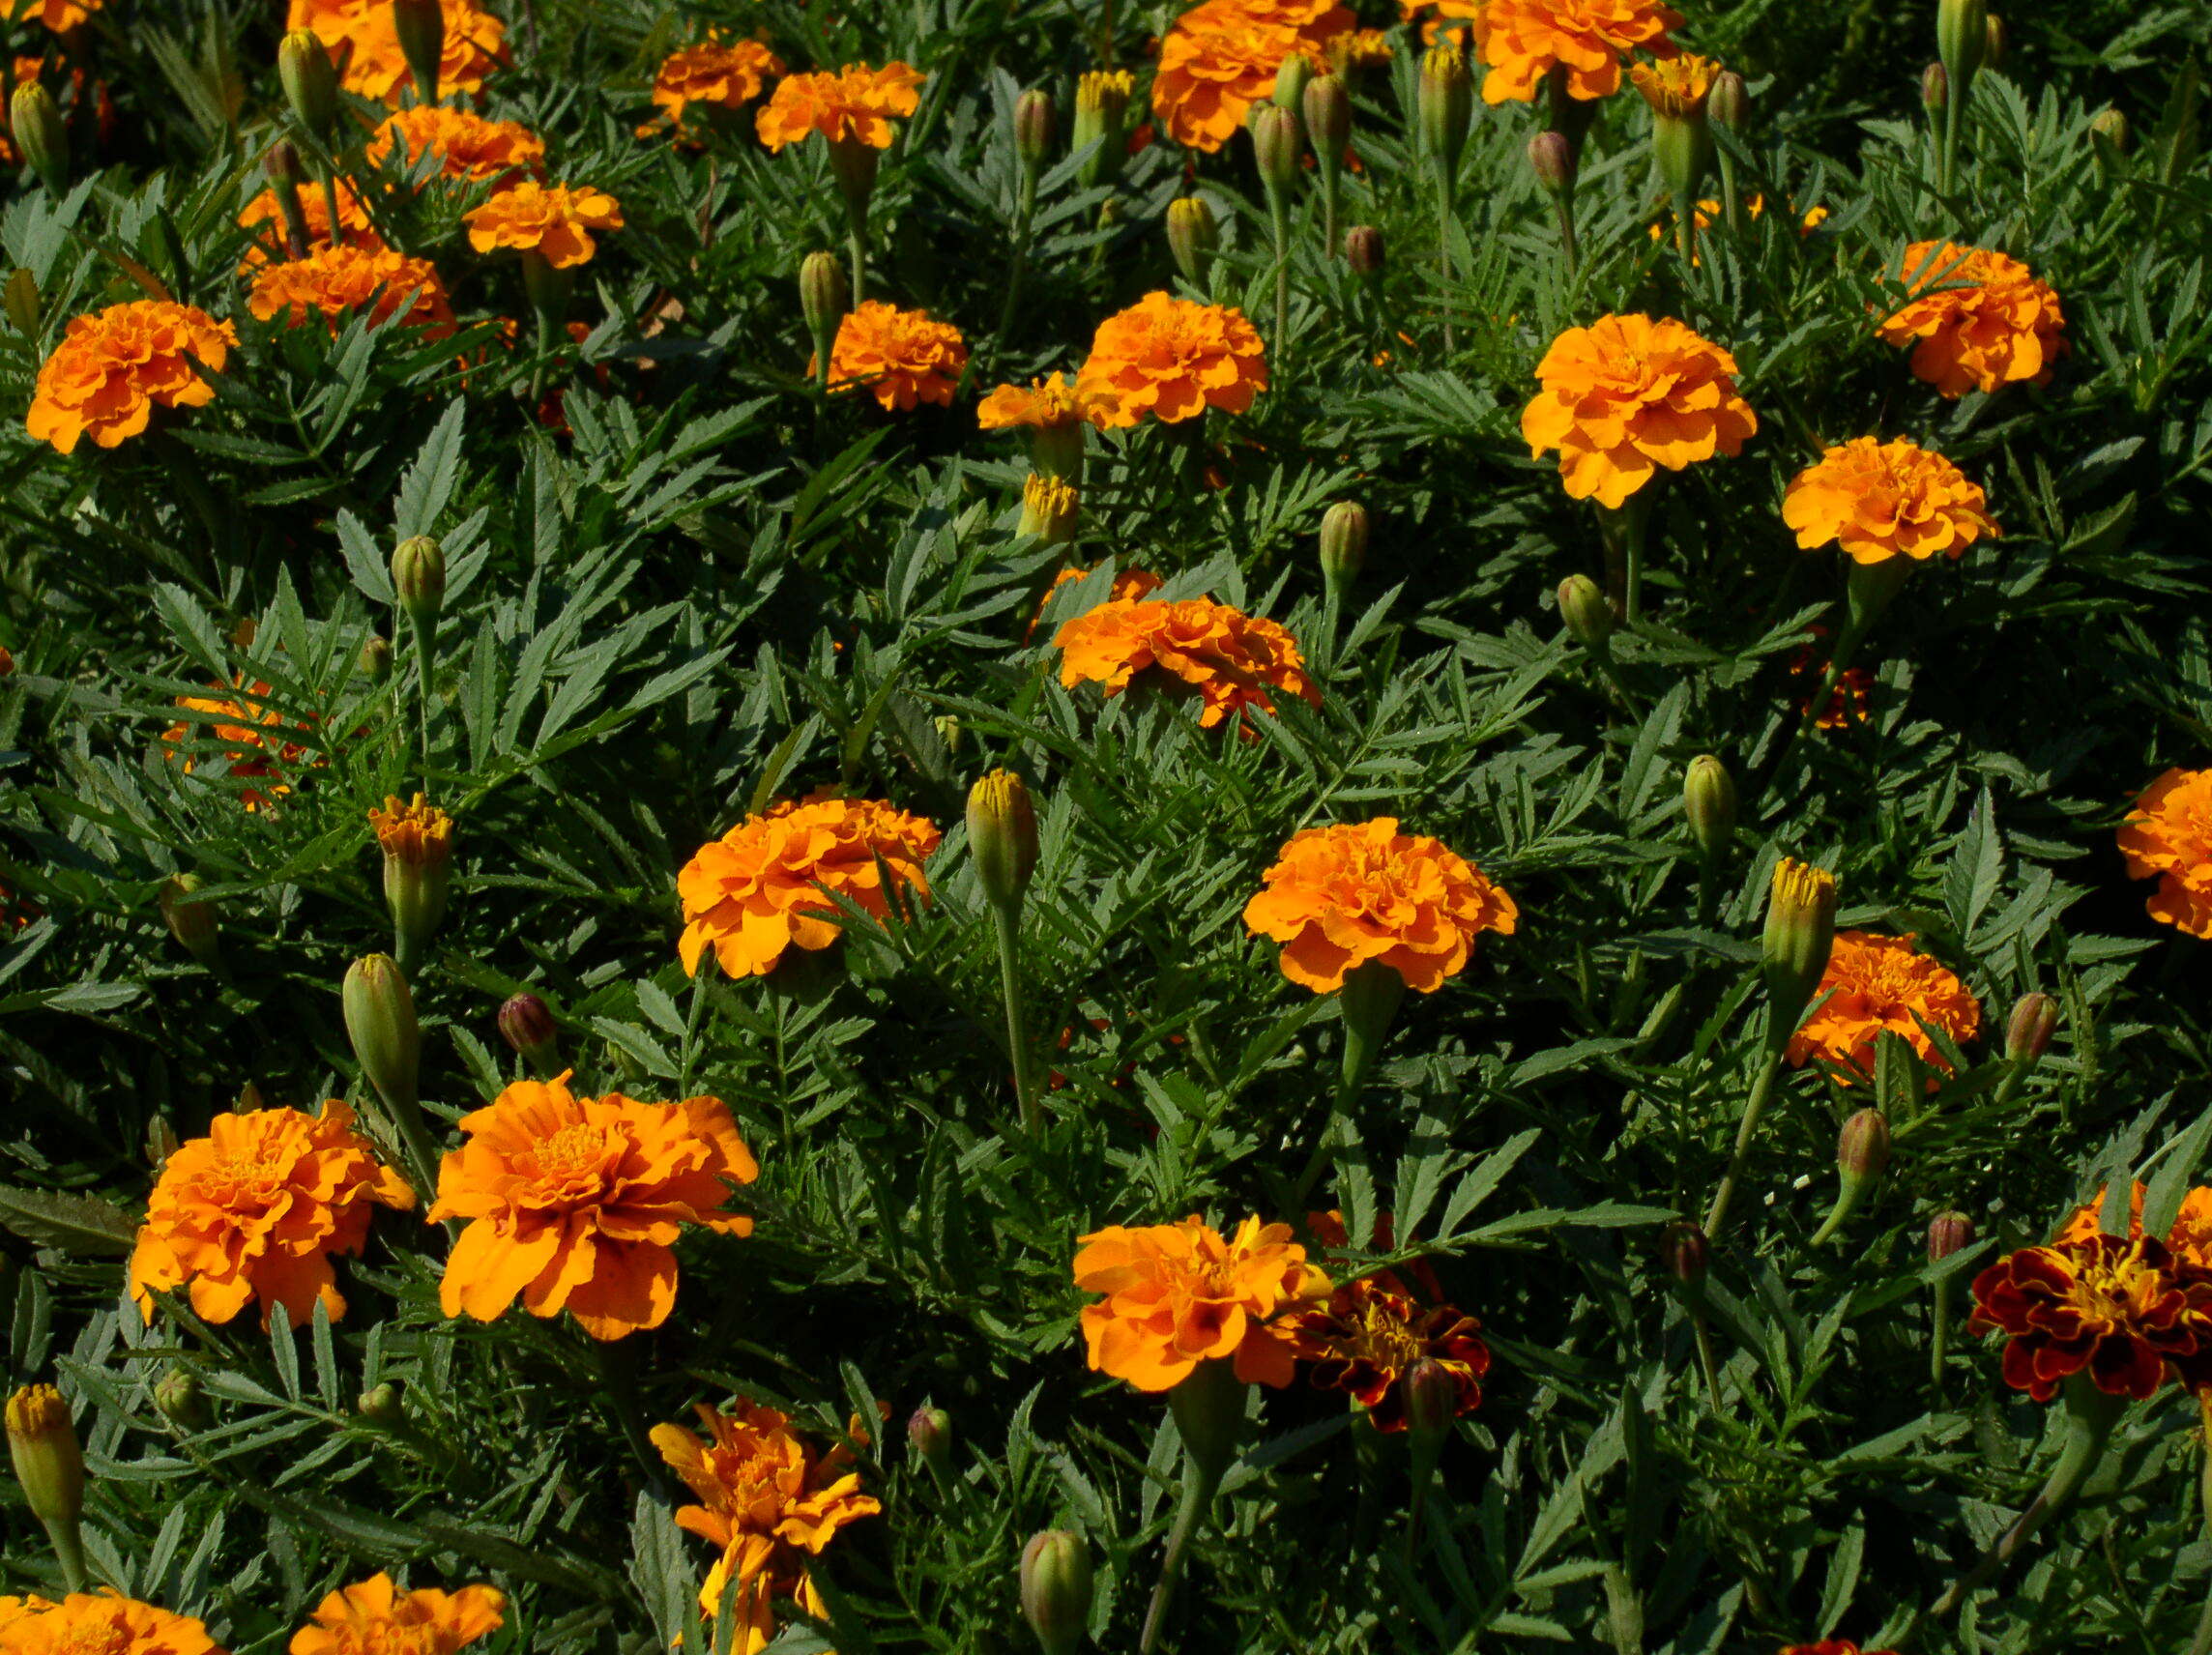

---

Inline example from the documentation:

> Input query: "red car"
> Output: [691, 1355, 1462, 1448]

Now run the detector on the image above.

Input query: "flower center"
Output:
[53, 1623, 132, 1655]
[525, 1120, 618, 1203]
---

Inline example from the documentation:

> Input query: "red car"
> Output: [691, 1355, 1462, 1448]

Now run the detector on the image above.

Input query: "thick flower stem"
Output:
[1266, 183, 1293, 380]
[1336, 959, 1406, 1111]
[407, 609, 436, 772]
[1435, 164, 1457, 355]
[1141, 1360, 1242, 1655]
[991, 168, 1040, 366]
[41, 1515, 89, 1593]
[992, 903, 1040, 1131]
[1929, 1276, 1954, 1395]
[1718, 147, 1743, 238]
[845, 201, 869, 308]
[1692, 1314, 1724, 1408]
[1807, 1170, 1871, 1247]
[1703, 1021, 1785, 1240]
[1939, 82, 1964, 201]
[1553, 194, 1580, 280]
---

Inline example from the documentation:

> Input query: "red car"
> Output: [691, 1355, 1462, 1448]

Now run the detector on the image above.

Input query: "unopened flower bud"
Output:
[1303, 73, 1350, 157]
[1418, 46, 1473, 178]
[359, 634, 393, 681]
[1019, 1529, 1094, 1655]
[1251, 103, 1302, 193]
[2004, 992, 2057, 1062]
[1166, 196, 1218, 286]
[160, 873, 220, 966]
[1319, 501, 1367, 599]
[1707, 70, 1749, 131]
[393, 0, 446, 106]
[1981, 14, 2006, 71]
[1761, 857, 1838, 1028]
[907, 1404, 951, 1481]
[1927, 1209, 1974, 1263]
[498, 992, 562, 1076]
[1936, 0, 1988, 102]
[1271, 50, 1313, 116]
[278, 29, 340, 140]
[1921, 62, 1949, 114]
[1018, 473, 1079, 544]
[967, 770, 1039, 913]
[10, 82, 68, 194]
[1527, 129, 1574, 195]
[1400, 1356, 1460, 1440]
[1659, 1221, 1708, 1294]
[343, 953, 421, 1113]
[1343, 223, 1383, 275]
[1682, 756, 1735, 863]
[391, 535, 445, 630]
[371, 794, 453, 968]
[357, 1380, 404, 1424]
[1073, 70, 1133, 188]
[7, 1384, 84, 1530]
[1015, 89, 1057, 173]
[1838, 1108, 1890, 1181]
[1557, 573, 1612, 650]
[800, 249, 848, 380]
[3, 267, 39, 337]
[265, 138, 303, 185]
[2091, 106, 2130, 156]
[152, 1367, 209, 1432]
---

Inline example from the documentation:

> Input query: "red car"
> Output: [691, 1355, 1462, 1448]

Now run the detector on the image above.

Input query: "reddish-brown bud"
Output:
[1927, 1209, 1974, 1263]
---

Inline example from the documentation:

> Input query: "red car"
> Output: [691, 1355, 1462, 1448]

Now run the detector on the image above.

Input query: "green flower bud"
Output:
[391, 536, 445, 630]
[1303, 73, 1350, 160]
[160, 873, 220, 967]
[1400, 1356, 1459, 1442]
[1659, 1220, 1709, 1295]
[1682, 756, 1736, 863]
[343, 953, 422, 1113]
[1838, 1107, 1890, 1181]
[152, 1367, 210, 1432]
[1557, 573, 1613, 650]
[2005, 992, 2057, 1062]
[967, 769, 1039, 912]
[1707, 70, 1749, 131]
[1015, 89, 1057, 174]
[1166, 196, 1218, 287]
[1319, 501, 1367, 599]
[358, 1380, 404, 1424]
[359, 634, 393, 681]
[7, 1384, 84, 1528]
[907, 1404, 951, 1482]
[800, 249, 849, 380]
[393, 0, 446, 108]
[278, 29, 340, 141]
[1343, 223, 1383, 276]
[1921, 62, 1949, 113]
[1270, 51, 1313, 117]
[10, 82, 69, 194]
[1251, 103, 1302, 194]
[498, 992, 562, 1077]
[1927, 1209, 1974, 1263]
[2090, 106, 2130, 159]
[1417, 45, 1473, 179]
[1527, 130, 1573, 195]
[1936, 0, 1989, 106]
[1169, 1357, 1245, 1483]
[1019, 1529, 1094, 1655]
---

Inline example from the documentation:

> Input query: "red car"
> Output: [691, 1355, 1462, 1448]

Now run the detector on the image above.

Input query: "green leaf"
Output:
[0, 1183, 138, 1258]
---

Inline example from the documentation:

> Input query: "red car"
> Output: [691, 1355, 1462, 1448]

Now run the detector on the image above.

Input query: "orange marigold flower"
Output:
[977, 371, 1119, 431]
[426, 1074, 759, 1342]
[1520, 312, 1756, 508]
[1476, 0, 1683, 105]
[1077, 292, 1268, 426]
[1781, 436, 1997, 566]
[1877, 241, 2068, 399]
[2118, 768, 2212, 939]
[367, 105, 545, 184]
[642, 39, 787, 140]
[13, 0, 101, 30]
[652, 1399, 880, 1645]
[26, 301, 237, 455]
[1028, 563, 1164, 641]
[1627, 51, 1714, 117]
[286, 0, 509, 103]
[1968, 1234, 2212, 1401]
[1787, 646, 1871, 732]
[464, 181, 624, 270]
[247, 246, 455, 337]
[161, 677, 321, 812]
[2055, 1183, 2212, 1267]
[755, 61, 925, 151]
[238, 177, 383, 267]
[824, 301, 968, 412]
[129, 1101, 415, 1330]
[677, 794, 944, 979]
[288, 1576, 504, 1655]
[1073, 1214, 1329, 1392]
[4, 1591, 224, 1655]
[1287, 1279, 1490, 1431]
[1053, 594, 1318, 733]
[1784, 930, 1981, 1082]
[1242, 818, 1519, 993]
[1150, 0, 1351, 150]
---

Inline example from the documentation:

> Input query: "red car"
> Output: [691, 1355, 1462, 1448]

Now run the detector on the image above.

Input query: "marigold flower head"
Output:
[2118, 768, 2212, 938]
[238, 176, 382, 267]
[464, 181, 624, 270]
[1476, 0, 1683, 104]
[1028, 564, 1163, 642]
[1054, 595, 1318, 733]
[1877, 241, 2068, 399]
[643, 39, 787, 139]
[1520, 313, 1755, 508]
[1151, 0, 1348, 150]
[367, 105, 545, 184]
[285, 0, 509, 103]
[1968, 1234, 2212, 1401]
[2055, 1183, 2212, 1267]
[247, 246, 455, 337]
[1782, 436, 1997, 566]
[129, 1101, 415, 1330]
[371, 793, 454, 868]
[755, 62, 925, 151]
[1629, 51, 1714, 117]
[160, 677, 320, 812]
[1077, 292, 1268, 427]
[3, 1591, 224, 1655]
[288, 1576, 505, 1655]
[1784, 930, 1981, 1083]
[12, 0, 101, 29]
[426, 1074, 758, 1341]
[1288, 1279, 1490, 1430]
[977, 371, 1120, 432]
[26, 301, 237, 455]
[1073, 1214, 1329, 1391]
[677, 794, 944, 979]
[1243, 818, 1518, 994]
[823, 302, 968, 412]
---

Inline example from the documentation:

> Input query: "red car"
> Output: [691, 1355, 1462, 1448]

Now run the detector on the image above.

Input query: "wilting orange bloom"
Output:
[1476, 0, 1683, 104]
[1073, 1214, 1329, 1391]
[3, 1591, 224, 1655]
[1628, 51, 1714, 117]
[1054, 594, 1318, 733]
[161, 677, 321, 812]
[426, 1075, 758, 1341]
[367, 105, 545, 184]
[130, 1101, 414, 1330]
[465, 181, 624, 269]
[652, 1400, 880, 1649]
[285, 0, 509, 102]
[289, 1576, 504, 1655]
[1243, 818, 1518, 994]
[1288, 1278, 1489, 1431]
[238, 177, 382, 267]
[824, 302, 968, 412]
[678, 793, 944, 979]
[2055, 1183, 2212, 1267]
[1785, 931, 1980, 1082]
[1520, 313, 1756, 508]
[755, 61, 925, 150]
[247, 246, 455, 337]
[2118, 768, 2212, 939]
[977, 372, 1119, 432]
[26, 302, 236, 455]
[1969, 1233, 2212, 1401]
[1151, 0, 1352, 151]
[642, 39, 787, 139]
[1877, 242, 2068, 399]
[1077, 292, 1268, 426]
[1782, 437, 1997, 566]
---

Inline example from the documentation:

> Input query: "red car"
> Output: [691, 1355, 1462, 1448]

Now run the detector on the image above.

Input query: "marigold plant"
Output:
[1782, 437, 1998, 566]
[642, 39, 787, 140]
[2, 1591, 224, 1655]
[285, 0, 509, 102]
[1783, 931, 1981, 1081]
[1053, 594, 1318, 732]
[977, 371, 1119, 432]
[825, 302, 969, 411]
[1628, 51, 1714, 117]
[1968, 1234, 2212, 1401]
[1877, 242, 2069, 399]
[464, 182, 624, 269]
[1151, 0, 1350, 151]
[755, 62, 925, 151]
[288, 1576, 505, 1655]
[367, 105, 545, 183]
[1076, 292, 1268, 425]
[26, 301, 237, 454]
[160, 677, 321, 812]
[247, 246, 456, 337]
[2117, 768, 2212, 938]
[1475, 0, 1683, 104]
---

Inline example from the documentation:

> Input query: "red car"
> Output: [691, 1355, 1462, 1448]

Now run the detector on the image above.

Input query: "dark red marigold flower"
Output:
[1967, 1234, 2212, 1402]
[1780, 1641, 1901, 1655]
[1289, 1278, 1490, 1432]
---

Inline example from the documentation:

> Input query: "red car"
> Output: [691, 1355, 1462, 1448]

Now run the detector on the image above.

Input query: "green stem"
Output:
[407, 609, 435, 772]
[845, 202, 869, 308]
[1930, 1277, 1953, 1396]
[1807, 1171, 1871, 1247]
[1141, 1363, 1241, 1655]
[1436, 163, 1456, 355]
[1266, 184, 1291, 379]
[311, 153, 345, 255]
[42, 1516, 89, 1592]
[1141, 1461, 1218, 1655]
[1554, 193, 1579, 280]
[991, 169, 1039, 364]
[1674, 195, 1696, 272]
[1703, 1029, 1786, 1239]
[1692, 1314, 1724, 1408]
[1718, 148, 1743, 237]
[1319, 162, 1340, 256]
[1405, 1426, 1446, 1566]
[1940, 76, 1964, 200]
[993, 903, 1039, 1131]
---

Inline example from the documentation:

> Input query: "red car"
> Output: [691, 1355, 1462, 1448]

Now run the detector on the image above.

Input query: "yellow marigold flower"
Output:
[977, 371, 1119, 431]
[247, 245, 456, 337]
[2119, 768, 2212, 938]
[1781, 436, 1997, 566]
[1877, 241, 2068, 399]
[2056, 1182, 2212, 1266]
[677, 794, 944, 979]
[1076, 291, 1268, 426]
[755, 61, 925, 151]
[367, 104, 545, 183]
[652, 1400, 881, 1645]
[161, 676, 321, 812]
[288, 1576, 504, 1655]
[1519, 312, 1756, 508]
[642, 38, 787, 140]
[285, 0, 509, 103]
[14, 0, 101, 31]
[825, 301, 968, 412]
[1073, 1214, 1329, 1392]
[26, 301, 237, 455]
[3, 1591, 224, 1655]
[426, 1074, 758, 1342]
[464, 181, 624, 269]
[1784, 931, 1982, 1083]
[1330, 27, 1396, 69]
[130, 1101, 415, 1330]
[238, 177, 383, 268]
[1629, 51, 1714, 117]
[1150, 0, 1352, 151]
[1053, 595, 1318, 733]
[1243, 819, 1519, 994]
[1475, 0, 1683, 104]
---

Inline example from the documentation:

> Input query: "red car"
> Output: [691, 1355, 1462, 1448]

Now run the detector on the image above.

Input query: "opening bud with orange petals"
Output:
[370, 794, 453, 970]
[6, 1383, 85, 1529]
[1018, 473, 1079, 545]
[1761, 857, 1837, 1032]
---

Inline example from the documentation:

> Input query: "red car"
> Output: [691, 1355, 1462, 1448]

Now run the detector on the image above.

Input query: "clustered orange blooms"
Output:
[1783, 931, 1981, 1082]
[367, 105, 546, 184]
[677, 793, 944, 979]
[1242, 818, 1519, 994]
[1073, 1214, 1330, 1390]
[977, 370, 1121, 433]
[426, 1074, 759, 1341]
[642, 38, 787, 140]
[1969, 1231, 2212, 1401]
[1151, 0, 1351, 151]
[1473, 0, 1683, 104]
[0, 1590, 223, 1655]
[285, 0, 509, 103]
[1788, 644, 1872, 732]
[1877, 241, 2068, 399]
[2117, 767, 2212, 938]
[825, 302, 970, 412]
[247, 246, 456, 337]
[288, 1576, 505, 1655]
[652, 1400, 881, 1650]
[1076, 292, 1268, 426]
[756, 61, 925, 151]
[2054, 1181, 2212, 1265]
[161, 677, 321, 812]
[25, 300, 236, 454]
[1520, 312, 1756, 508]
[1782, 436, 1998, 566]
[464, 181, 625, 269]
[238, 177, 382, 266]
[1053, 593, 1318, 732]
[129, 1101, 415, 1330]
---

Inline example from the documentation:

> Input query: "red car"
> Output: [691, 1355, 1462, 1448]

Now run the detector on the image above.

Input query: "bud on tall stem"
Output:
[1810, 1108, 1891, 1246]
[11, 82, 68, 194]
[393, 0, 446, 107]
[1166, 196, 1218, 288]
[6, 1383, 88, 1590]
[1682, 757, 1735, 864]
[971, 769, 1044, 1129]
[278, 29, 339, 142]
[1020, 1529, 1095, 1655]
[800, 250, 848, 392]
[1936, 0, 1987, 193]
[1014, 89, 1057, 176]
[1073, 70, 1133, 189]
[1419, 45, 1473, 353]
[499, 992, 562, 1078]
[1304, 73, 1350, 247]
[342, 953, 438, 1190]
[908, 1404, 952, 1487]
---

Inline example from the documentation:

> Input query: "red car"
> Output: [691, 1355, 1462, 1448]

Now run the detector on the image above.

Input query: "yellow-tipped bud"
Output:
[6, 1383, 84, 1528]
[370, 794, 453, 965]
[1417, 46, 1472, 177]
[1073, 70, 1134, 187]
[1761, 857, 1837, 1031]
[278, 29, 340, 139]
[967, 769, 1039, 912]
[1018, 473, 1079, 544]
[342, 953, 421, 1113]
[2090, 106, 2130, 158]
[1631, 55, 1719, 211]
[391, 535, 445, 629]
[1166, 196, 1218, 286]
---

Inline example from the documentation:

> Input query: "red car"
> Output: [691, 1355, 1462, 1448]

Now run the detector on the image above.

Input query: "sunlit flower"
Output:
[370, 794, 454, 867]
[238, 177, 383, 267]
[1288, 1278, 1489, 1430]
[2055, 1183, 2212, 1267]
[1877, 241, 2068, 399]
[464, 181, 624, 269]
[1782, 437, 1997, 566]
[1028, 564, 1163, 642]
[1784, 930, 1980, 1082]
[367, 105, 545, 184]
[1968, 1234, 2212, 1401]
[1054, 594, 1318, 733]
[1077, 292, 1268, 426]
[160, 677, 321, 812]
[285, 0, 509, 103]
[247, 246, 455, 337]
[1627, 51, 1713, 118]
[1475, 0, 1683, 104]
[426, 1075, 758, 1341]
[288, 1576, 504, 1655]
[2118, 768, 2212, 939]
[642, 38, 787, 140]
[977, 372, 1119, 432]
[825, 302, 968, 412]
[756, 62, 925, 151]
[4, 1591, 224, 1655]
[1150, 0, 1350, 151]
[26, 301, 236, 454]
[13, 0, 102, 30]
